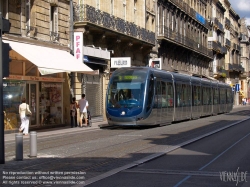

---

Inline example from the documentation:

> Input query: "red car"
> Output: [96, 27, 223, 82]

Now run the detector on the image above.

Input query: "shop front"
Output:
[3, 76, 64, 130]
[4, 39, 93, 131]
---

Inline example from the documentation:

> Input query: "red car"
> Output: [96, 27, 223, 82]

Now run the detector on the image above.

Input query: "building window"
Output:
[26, 0, 30, 29]
[123, 1, 126, 20]
[134, 0, 137, 24]
[111, 0, 114, 15]
[0, 0, 8, 18]
[96, 0, 100, 9]
[50, 6, 58, 41]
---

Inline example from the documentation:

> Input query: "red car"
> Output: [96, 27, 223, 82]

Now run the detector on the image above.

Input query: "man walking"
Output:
[78, 94, 89, 127]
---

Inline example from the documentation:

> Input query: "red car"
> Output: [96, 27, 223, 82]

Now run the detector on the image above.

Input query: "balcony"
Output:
[221, 46, 227, 54]
[226, 63, 242, 73]
[212, 17, 219, 27]
[169, 0, 208, 28]
[158, 25, 212, 58]
[225, 18, 231, 29]
[231, 42, 236, 50]
[240, 72, 248, 78]
[236, 44, 241, 51]
[225, 39, 231, 48]
[214, 66, 227, 78]
[218, 21, 224, 32]
[73, 4, 155, 45]
[208, 41, 218, 52]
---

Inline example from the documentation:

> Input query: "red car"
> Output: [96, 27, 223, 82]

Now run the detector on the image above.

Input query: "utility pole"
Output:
[0, 12, 11, 164]
[0, 12, 4, 164]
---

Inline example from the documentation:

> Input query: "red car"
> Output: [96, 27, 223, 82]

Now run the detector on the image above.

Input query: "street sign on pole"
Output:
[235, 84, 240, 92]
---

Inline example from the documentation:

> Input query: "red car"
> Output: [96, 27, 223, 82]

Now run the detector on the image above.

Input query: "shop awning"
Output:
[4, 40, 95, 75]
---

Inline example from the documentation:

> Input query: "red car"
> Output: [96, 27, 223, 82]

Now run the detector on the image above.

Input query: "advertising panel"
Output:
[74, 32, 83, 62]
[149, 58, 162, 70]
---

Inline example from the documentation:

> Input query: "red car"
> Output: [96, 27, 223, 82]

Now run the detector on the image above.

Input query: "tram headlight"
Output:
[137, 117, 143, 121]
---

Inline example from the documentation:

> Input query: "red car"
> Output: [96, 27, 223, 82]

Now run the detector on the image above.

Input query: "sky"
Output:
[230, 0, 250, 26]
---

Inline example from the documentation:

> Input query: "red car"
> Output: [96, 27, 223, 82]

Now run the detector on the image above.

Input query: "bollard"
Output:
[15, 133, 23, 161]
[30, 131, 37, 157]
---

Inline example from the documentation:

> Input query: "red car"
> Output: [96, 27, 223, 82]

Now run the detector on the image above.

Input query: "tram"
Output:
[105, 67, 233, 126]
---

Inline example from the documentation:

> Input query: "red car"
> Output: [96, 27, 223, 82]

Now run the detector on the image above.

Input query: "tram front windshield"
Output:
[107, 69, 147, 109]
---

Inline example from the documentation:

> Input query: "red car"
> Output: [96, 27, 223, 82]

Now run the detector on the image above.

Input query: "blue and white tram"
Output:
[106, 67, 233, 126]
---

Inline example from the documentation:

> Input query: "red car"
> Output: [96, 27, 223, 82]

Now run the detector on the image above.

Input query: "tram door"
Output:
[156, 80, 162, 124]
[25, 82, 38, 126]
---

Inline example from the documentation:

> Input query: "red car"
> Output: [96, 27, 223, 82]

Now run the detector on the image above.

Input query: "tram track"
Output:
[3, 107, 250, 187]
[83, 116, 250, 186]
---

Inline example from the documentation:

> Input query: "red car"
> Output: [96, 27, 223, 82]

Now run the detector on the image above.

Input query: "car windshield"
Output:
[107, 69, 147, 108]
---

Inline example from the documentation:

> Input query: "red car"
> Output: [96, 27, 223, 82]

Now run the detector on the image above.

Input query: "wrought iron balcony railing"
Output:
[158, 25, 212, 58]
[168, 0, 208, 28]
[73, 4, 155, 45]
[208, 41, 218, 51]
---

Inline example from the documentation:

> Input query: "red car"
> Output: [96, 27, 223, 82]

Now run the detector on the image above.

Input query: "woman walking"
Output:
[19, 98, 32, 135]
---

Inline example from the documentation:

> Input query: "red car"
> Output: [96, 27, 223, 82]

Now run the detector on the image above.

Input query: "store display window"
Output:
[3, 80, 25, 130]
[40, 82, 63, 125]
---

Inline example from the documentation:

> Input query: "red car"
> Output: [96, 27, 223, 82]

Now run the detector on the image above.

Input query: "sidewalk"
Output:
[4, 120, 108, 142]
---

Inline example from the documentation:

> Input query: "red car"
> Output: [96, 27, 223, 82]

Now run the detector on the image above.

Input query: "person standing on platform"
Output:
[78, 94, 89, 127]
[70, 97, 78, 128]
[19, 98, 32, 135]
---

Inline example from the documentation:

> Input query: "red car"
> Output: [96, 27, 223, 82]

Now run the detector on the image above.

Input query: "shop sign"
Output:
[111, 57, 131, 68]
[74, 32, 83, 62]
[6, 75, 64, 82]
[149, 58, 162, 70]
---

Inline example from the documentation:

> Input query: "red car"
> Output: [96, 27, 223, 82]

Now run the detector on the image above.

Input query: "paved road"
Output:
[0, 105, 250, 187]
[87, 118, 250, 187]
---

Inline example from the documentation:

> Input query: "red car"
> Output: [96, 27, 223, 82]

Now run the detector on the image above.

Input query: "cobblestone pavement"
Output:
[1, 105, 250, 187]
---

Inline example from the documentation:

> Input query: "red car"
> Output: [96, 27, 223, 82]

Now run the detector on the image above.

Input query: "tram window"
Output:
[197, 86, 201, 106]
[146, 75, 154, 112]
[176, 83, 182, 107]
[183, 84, 188, 106]
[213, 88, 218, 105]
[162, 82, 167, 108]
[193, 85, 198, 106]
[167, 82, 173, 107]
[208, 88, 212, 105]
[187, 84, 191, 106]
[154, 81, 162, 108]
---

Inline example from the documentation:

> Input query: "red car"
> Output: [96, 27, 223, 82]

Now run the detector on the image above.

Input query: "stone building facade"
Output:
[156, 0, 213, 77]
[1, 0, 88, 130]
[72, 0, 156, 119]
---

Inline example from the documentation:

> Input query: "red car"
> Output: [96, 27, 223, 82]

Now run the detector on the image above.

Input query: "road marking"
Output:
[118, 135, 142, 137]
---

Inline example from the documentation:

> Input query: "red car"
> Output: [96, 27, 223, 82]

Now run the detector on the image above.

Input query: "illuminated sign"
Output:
[149, 58, 162, 70]
[118, 75, 140, 80]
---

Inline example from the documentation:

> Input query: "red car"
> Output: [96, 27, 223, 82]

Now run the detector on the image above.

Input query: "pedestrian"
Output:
[70, 97, 78, 128]
[19, 97, 32, 135]
[78, 94, 89, 127]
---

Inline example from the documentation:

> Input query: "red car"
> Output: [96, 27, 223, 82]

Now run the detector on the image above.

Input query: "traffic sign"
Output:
[235, 84, 240, 92]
